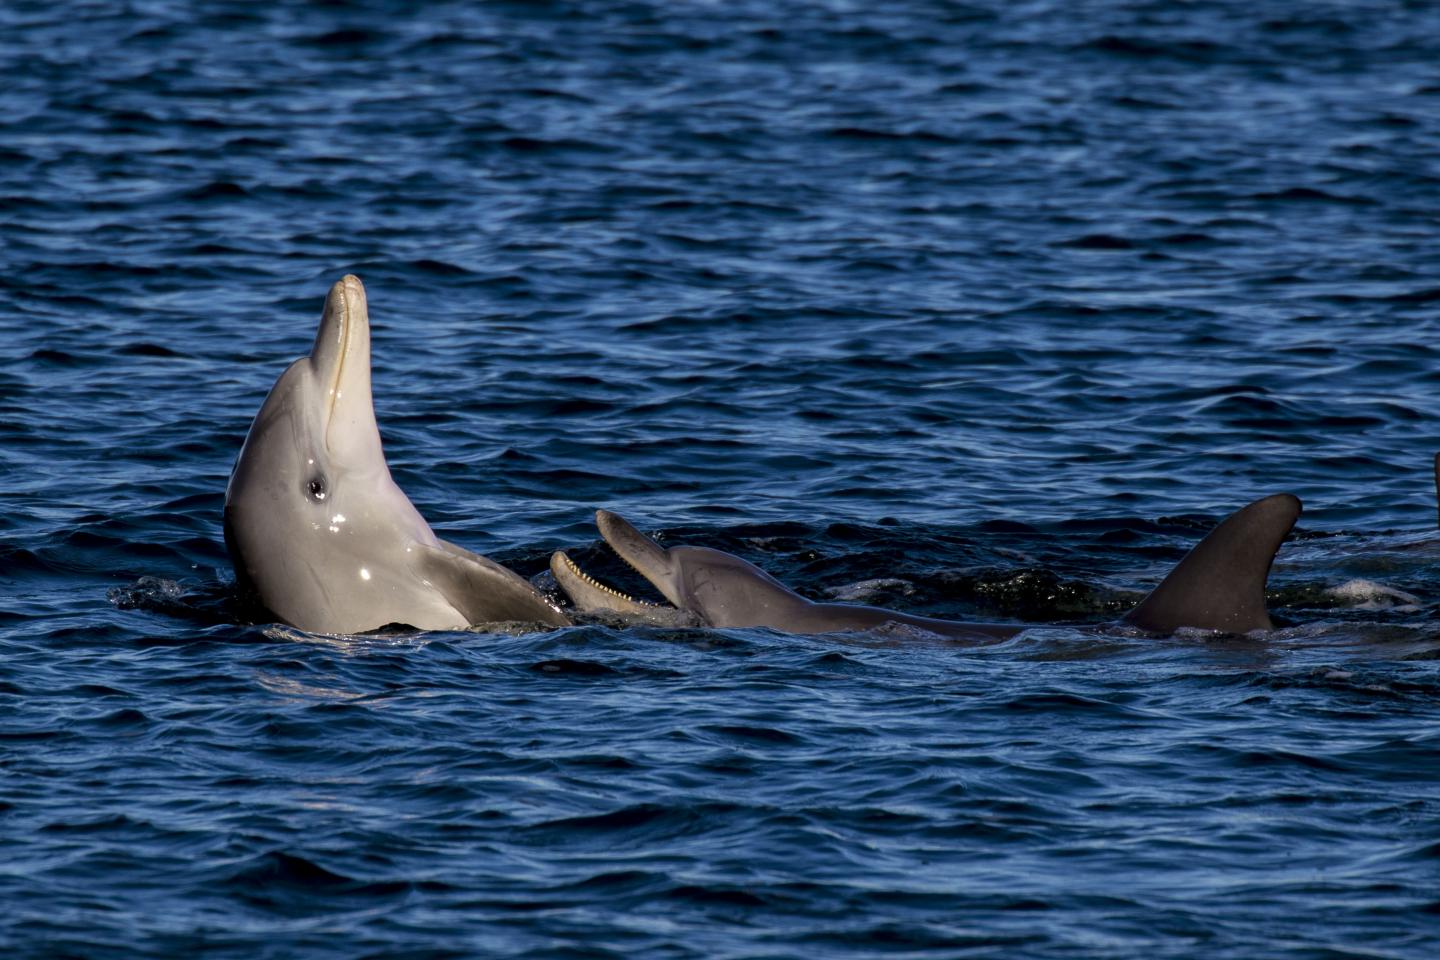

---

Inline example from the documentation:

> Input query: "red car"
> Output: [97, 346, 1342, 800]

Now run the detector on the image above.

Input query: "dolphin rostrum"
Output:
[224, 275, 569, 634]
[550, 495, 1301, 639]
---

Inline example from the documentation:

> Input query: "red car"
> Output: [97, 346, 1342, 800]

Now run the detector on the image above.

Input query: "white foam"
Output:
[1323, 578, 1420, 611]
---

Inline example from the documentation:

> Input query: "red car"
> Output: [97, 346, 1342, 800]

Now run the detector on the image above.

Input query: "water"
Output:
[3, 1, 1440, 956]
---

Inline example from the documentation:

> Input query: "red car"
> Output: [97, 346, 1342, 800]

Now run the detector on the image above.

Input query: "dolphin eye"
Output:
[306, 475, 327, 502]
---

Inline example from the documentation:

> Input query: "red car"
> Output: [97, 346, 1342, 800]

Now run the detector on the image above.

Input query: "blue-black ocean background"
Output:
[4, 1, 1440, 956]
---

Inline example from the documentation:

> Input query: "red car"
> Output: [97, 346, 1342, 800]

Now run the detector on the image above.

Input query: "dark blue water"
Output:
[4, 1, 1440, 956]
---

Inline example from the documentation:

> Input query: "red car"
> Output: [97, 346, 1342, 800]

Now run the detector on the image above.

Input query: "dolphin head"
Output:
[224, 275, 440, 631]
[550, 510, 802, 628]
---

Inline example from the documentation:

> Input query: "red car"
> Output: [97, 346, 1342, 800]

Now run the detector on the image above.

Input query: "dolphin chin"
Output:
[224, 275, 569, 635]
[553, 497, 1301, 640]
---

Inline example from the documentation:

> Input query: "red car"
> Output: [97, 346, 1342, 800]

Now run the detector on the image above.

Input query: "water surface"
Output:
[3, 1, 1440, 957]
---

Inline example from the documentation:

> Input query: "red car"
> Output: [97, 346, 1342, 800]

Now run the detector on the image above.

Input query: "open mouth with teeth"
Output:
[549, 510, 698, 626]
[550, 549, 666, 615]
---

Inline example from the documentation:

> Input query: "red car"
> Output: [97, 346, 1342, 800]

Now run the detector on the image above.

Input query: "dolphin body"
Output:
[224, 275, 568, 634]
[551, 495, 1301, 639]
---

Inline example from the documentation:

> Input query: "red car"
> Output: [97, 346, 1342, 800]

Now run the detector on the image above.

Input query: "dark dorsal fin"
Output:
[1122, 494, 1300, 634]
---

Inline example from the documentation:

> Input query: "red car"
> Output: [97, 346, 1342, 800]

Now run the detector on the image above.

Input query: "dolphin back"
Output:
[1121, 493, 1300, 634]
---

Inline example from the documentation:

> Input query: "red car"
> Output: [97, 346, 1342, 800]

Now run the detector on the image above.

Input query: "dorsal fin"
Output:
[1122, 494, 1300, 634]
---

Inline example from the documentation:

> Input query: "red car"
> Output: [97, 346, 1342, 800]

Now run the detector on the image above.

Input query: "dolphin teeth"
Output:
[559, 552, 661, 608]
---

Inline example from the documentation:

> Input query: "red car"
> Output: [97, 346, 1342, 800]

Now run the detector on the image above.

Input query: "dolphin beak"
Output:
[309, 275, 379, 459]
[550, 550, 666, 616]
[593, 510, 684, 608]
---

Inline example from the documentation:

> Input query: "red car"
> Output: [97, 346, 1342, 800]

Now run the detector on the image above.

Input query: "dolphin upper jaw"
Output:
[548, 511, 699, 621]
[310, 275, 365, 381]
[310, 275, 383, 468]
[592, 509, 685, 607]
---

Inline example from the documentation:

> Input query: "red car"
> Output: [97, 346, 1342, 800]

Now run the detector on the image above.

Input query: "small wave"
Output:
[530, 658, 621, 677]
[826, 578, 916, 602]
[824, 126, 957, 143]
[1322, 579, 1421, 611]
[1053, 233, 1134, 250]
[302, 28, 385, 47]
[180, 181, 250, 201]
[1251, 186, 1377, 205]
[1080, 35, 1227, 62]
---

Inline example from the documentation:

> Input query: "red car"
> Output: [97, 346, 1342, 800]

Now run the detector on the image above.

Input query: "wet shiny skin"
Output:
[4, 2, 1440, 958]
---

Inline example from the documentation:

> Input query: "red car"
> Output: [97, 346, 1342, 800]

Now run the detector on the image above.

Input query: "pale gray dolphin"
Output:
[551, 495, 1301, 638]
[224, 275, 569, 634]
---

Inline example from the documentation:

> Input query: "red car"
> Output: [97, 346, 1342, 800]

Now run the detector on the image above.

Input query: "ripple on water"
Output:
[4, 1, 1440, 958]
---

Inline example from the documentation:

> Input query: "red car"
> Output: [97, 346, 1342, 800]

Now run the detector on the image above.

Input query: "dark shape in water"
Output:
[1433, 452, 1440, 527]
[1120, 494, 1300, 634]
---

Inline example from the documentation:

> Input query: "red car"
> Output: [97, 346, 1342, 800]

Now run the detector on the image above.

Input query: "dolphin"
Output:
[550, 495, 1301, 639]
[224, 275, 569, 634]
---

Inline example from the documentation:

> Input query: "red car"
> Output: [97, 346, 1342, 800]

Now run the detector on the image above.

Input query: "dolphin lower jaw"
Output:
[321, 311, 348, 442]
[555, 551, 652, 604]
[551, 550, 671, 617]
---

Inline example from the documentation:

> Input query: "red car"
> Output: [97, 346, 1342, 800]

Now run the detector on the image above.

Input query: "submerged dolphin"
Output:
[224, 275, 569, 634]
[550, 495, 1301, 638]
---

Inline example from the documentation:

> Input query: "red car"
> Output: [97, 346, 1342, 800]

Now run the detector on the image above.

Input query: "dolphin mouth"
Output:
[594, 509, 686, 608]
[596, 509, 685, 592]
[308, 274, 378, 459]
[323, 281, 355, 433]
[550, 549, 669, 616]
[550, 510, 683, 615]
